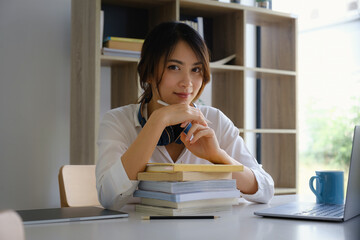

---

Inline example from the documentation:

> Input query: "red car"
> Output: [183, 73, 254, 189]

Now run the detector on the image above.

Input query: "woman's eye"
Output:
[192, 67, 202, 73]
[168, 65, 180, 70]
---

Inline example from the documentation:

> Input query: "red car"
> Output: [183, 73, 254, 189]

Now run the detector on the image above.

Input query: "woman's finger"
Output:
[185, 123, 205, 141]
[189, 128, 213, 144]
[180, 121, 190, 128]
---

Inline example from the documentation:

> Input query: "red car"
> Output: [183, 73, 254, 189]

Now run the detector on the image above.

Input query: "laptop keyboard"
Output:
[296, 204, 344, 217]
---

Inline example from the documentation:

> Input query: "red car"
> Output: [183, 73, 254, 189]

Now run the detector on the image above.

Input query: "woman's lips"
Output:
[175, 92, 191, 99]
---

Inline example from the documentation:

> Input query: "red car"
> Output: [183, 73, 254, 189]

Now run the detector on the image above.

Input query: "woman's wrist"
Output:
[148, 108, 169, 128]
[211, 149, 239, 165]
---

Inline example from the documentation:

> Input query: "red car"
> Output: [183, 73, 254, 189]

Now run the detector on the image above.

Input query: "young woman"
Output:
[96, 22, 274, 210]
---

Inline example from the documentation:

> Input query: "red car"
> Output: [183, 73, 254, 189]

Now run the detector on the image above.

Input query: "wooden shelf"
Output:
[101, 59, 297, 76]
[210, 64, 296, 76]
[239, 129, 297, 134]
[101, 55, 139, 66]
[210, 64, 245, 72]
[245, 67, 296, 76]
[181, 0, 294, 19]
[71, 0, 298, 191]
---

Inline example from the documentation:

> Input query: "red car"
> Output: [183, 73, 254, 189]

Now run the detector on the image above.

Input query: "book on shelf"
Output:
[180, 17, 204, 39]
[145, 163, 243, 173]
[133, 189, 240, 202]
[137, 171, 232, 182]
[210, 54, 236, 66]
[103, 36, 144, 52]
[135, 204, 231, 216]
[100, 10, 104, 50]
[138, 179, 236, 194]
[140, 197, 239, 209]
[102, 48, 140, 58]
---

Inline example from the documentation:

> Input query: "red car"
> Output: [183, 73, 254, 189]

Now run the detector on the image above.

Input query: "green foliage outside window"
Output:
[302, 97, 360, 167]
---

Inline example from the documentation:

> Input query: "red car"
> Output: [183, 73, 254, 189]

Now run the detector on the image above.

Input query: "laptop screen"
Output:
[344, 125, 360, 221]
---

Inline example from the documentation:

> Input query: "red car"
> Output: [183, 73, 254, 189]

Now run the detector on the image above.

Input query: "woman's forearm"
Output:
[216, 149, 258, 194]
[121, 112, 166, 180]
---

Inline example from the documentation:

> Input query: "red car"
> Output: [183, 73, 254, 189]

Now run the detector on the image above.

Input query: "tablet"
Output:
[17, 206, 128, 225]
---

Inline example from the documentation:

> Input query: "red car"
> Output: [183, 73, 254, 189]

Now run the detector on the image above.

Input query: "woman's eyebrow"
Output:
[168, 59, 202, 66]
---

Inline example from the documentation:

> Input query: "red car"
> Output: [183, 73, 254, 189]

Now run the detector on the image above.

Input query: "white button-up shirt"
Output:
[96, 104, 274, 210]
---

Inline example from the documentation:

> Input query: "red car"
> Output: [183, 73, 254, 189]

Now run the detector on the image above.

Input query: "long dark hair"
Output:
[137, 21, 210, 103]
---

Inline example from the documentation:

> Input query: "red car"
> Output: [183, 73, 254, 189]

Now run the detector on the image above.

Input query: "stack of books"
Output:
[134, 163, 243, 216]
[102, 36, 144, 58]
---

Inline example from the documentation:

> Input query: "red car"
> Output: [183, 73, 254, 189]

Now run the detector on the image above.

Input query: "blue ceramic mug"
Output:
[309, 171, 344, 205]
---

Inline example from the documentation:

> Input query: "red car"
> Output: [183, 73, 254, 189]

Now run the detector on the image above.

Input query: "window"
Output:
[275, 0, 360, 195]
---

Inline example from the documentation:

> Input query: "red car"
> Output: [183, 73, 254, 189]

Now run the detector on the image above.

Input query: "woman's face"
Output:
[151, 40, 203, 106]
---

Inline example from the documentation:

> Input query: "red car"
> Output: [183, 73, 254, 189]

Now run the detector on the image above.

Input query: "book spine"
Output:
[104, 36, 144, 43]
[100, 10, 104, 49]
[105, 41, 143, 52]
[172, 165, 243, 172]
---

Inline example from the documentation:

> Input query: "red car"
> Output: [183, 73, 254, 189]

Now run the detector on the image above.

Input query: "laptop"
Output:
[16, 206, 128, 225]
[254, 125, 360, 222]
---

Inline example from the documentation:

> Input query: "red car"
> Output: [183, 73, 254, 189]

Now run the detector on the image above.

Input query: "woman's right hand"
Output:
[152, 103, 208, 128]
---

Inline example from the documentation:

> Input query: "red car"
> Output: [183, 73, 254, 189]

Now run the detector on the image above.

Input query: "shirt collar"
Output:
[134, 103, 148, 128]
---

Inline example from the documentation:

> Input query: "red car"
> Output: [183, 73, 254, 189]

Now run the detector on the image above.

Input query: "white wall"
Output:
[0, 0, 71, 209]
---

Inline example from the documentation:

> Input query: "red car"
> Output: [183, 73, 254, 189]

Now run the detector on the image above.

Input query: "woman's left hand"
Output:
[180, 123, 226, 164]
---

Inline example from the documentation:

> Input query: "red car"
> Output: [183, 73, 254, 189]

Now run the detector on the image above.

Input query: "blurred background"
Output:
[273, 0, 360, 196]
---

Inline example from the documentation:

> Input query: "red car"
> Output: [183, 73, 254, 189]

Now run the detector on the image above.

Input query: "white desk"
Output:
[24, 195, 360, 240]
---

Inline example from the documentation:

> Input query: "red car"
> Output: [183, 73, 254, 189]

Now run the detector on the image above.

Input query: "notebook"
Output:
[16, 206, 128, 225]
[254, 125, 360, 222]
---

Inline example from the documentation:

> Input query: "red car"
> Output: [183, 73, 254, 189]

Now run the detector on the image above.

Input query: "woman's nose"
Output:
[180, 72, 193, 88]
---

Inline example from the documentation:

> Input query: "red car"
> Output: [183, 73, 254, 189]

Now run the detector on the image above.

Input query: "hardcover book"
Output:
[137, 171, 232, 182]
[140, 197, 239, 209]
[145, 163, 244, 173]
[102, 48, 140, 58]
[138, 179, 237, 194]
[103, 37, 144, 51]
[133, 189, 241, 202]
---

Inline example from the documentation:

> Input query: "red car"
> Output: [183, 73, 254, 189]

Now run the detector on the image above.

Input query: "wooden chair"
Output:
[58, 165, 101, 207]
[0, 210, 25, 240]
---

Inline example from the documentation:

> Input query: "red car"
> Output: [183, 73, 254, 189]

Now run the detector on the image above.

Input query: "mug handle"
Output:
[309, 176, 323, 202]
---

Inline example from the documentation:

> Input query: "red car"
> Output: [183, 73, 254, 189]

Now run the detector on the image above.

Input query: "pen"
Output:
[156, 100, 212, 124]
[141, 216, 220, 220]
[157, 99, 170, 106]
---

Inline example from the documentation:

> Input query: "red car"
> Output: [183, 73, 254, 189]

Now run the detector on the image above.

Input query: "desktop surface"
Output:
[24, 195, 360, 240]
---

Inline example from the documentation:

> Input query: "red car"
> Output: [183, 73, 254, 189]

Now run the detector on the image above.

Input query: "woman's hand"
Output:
[180, 123, 228, 164]
[153, 103, 208, 128]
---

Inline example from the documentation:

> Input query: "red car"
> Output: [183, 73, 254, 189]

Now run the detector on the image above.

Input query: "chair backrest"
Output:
[0, 210, 25, 240]
[58, 165, 101, 207]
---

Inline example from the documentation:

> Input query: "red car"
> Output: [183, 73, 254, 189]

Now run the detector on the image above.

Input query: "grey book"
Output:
[140, 197, 239, 209]
[138, 179, 236, 194]
[135, 204, 231, 216]
[133, 189, 240, 202]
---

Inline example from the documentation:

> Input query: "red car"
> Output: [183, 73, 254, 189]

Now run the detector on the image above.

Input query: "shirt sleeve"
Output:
[214, 109, 275, 203]
[95, 110, 139, 210]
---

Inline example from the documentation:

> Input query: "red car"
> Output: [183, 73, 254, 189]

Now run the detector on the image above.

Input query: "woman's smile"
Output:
[174, 92, 192, 99]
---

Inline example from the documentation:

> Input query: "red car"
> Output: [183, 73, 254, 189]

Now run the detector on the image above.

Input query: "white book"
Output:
[133, 189, 240, 202]
[210, 54, 236, 66]
[197, 17, 204, 39]
[100, 10, 104, 49]
[102, 48, 140, 58]
[140, 197, 239, 209]
[135, 204, 232, 216]
[138, 179, 236, 194]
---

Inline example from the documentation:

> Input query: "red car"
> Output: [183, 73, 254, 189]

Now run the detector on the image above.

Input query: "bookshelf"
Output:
[71, 0, 298, 194]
